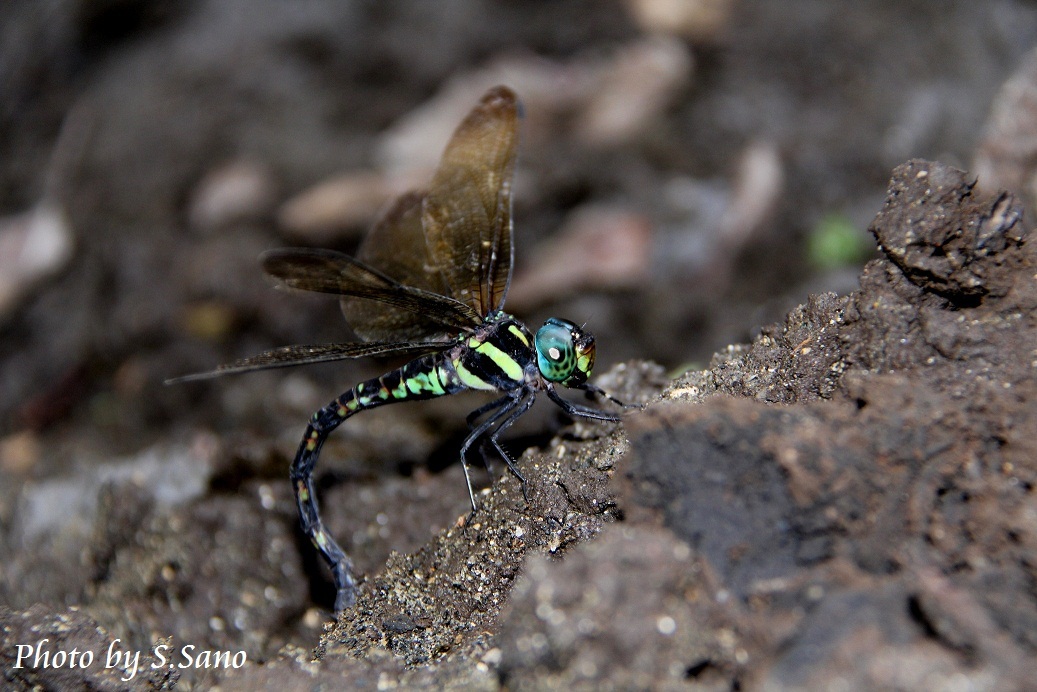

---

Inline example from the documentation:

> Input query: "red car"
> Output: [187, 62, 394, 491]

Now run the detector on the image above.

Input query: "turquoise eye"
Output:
[535, 317, 594, 386]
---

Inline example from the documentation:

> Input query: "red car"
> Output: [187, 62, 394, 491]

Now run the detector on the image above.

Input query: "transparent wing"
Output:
[165, 340, 450, 383]
[423, 85, 519, 317]
[340, 191, 460, 341]
[262, 247, 482, 339]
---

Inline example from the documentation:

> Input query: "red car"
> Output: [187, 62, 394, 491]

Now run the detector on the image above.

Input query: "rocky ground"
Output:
[2, 1, 1037, 690]
[4, 158, 1035, 688]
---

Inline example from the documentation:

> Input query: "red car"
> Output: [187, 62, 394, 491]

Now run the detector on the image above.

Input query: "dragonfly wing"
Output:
[262, 247, 481, 340]
[353, 190, 446, 293]
[423, 86, 519, 317]
[165, 340, 450, 383]
[342, 191, 456, 341]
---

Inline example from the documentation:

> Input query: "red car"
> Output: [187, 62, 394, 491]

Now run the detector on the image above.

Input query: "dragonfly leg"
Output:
[465, 393, 515, 473]
[290, 401, 357, 614]
[486, 391, 537, 502]
[459, 392, 526, 520]
[466, 393, 514, 428]
[547, 386, 622, 422]
[578, 382, 641, 410]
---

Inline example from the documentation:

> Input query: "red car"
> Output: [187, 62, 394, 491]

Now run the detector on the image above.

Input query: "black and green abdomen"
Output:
[337, 351, 466, 419]
[324, 317, 536, 425]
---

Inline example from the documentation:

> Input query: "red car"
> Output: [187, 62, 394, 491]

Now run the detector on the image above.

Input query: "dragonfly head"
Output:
[534, 317, 596, 387]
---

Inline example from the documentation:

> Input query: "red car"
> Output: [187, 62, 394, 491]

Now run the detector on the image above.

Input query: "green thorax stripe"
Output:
[474, 339, 524, 381]
[453, 358, 496, 390]
[452, 318, 534, 391]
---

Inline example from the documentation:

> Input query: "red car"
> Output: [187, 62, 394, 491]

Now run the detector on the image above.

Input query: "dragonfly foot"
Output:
[332, 561, 357, 614]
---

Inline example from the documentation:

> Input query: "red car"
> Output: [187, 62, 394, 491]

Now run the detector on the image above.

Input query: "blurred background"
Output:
[2, 0, 1036, 625]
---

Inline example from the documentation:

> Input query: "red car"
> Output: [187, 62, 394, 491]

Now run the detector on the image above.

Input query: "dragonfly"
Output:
[169, 86, 625, 613]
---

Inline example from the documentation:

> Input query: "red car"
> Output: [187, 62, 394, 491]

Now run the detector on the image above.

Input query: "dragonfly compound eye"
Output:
[535, 317, 595, 387]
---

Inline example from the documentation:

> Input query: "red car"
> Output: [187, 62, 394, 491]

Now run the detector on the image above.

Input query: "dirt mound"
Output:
[4, 158, 1034, 688]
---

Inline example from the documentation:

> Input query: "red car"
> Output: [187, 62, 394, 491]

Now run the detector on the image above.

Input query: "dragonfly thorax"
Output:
[534, 317, 596, 387]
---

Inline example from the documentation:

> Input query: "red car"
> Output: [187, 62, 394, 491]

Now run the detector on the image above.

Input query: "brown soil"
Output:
[2, 2, 1036, 690]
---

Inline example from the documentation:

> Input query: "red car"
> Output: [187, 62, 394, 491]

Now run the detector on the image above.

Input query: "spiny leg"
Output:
[465, 393, 514, 473]
[486, 391, 537, 501]
[577, 382, 641, 410]
[459, 392, 526, 520]
[466, 393, 514, 428]
[290, 399, 357, 614]
[547, 386, 623, 422]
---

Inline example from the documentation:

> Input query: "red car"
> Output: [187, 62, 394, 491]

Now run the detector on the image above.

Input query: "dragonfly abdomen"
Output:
[331, 352, 463, 419]
[291, 349, 468, 611]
